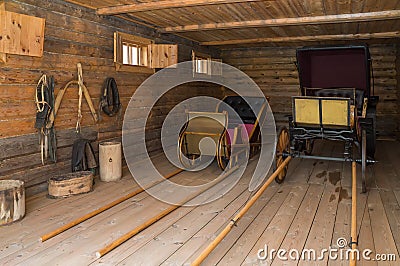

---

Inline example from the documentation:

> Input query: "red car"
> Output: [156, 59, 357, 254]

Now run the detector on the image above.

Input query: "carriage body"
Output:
[293, 45, 378, 157]
[179, 96, 267, 170]
[276, 45, 378, 192]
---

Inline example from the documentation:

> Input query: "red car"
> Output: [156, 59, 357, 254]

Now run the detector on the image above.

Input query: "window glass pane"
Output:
[123, 45, 129, 65]
[122, 43, 141, 66]
[131, 46, 139, 66]
[195, 59, 208, 74]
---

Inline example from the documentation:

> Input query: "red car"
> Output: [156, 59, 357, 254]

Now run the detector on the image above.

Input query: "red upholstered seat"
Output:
[226, 124, 254, 145]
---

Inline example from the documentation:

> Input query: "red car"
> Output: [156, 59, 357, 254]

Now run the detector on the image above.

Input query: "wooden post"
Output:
[99, 142, 122, 182]
[40, 168, 183, 242]
[350, 161, 358, 266]
[191, 156, 292, 266]
[96, 164, 241, 258]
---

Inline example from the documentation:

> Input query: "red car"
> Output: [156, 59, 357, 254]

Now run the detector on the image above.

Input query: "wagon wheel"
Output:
[361, 129, 367, 193]
[304, 139, 314, 155]
[365, 111, 376, 159]
[217, 132, 231, 170]
[250, 128, 262, 156]
[274, 127, 290, 184]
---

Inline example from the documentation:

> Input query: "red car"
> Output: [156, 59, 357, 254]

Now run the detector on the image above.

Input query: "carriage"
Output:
[178, 96, 267, 170]
[275, 45, 378, 193]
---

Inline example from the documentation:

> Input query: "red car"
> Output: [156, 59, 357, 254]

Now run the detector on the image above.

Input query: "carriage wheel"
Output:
[361, 129, 367, 193]
[366, 112, 376, 159]
[304, 139, 314, 155]
[217, 132, 231, 170]
[252, 128, 262, 156]
[274, 127, 290, 184]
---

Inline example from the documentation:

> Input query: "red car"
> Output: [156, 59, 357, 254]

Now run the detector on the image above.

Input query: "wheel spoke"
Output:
[275, 127, 290, 184]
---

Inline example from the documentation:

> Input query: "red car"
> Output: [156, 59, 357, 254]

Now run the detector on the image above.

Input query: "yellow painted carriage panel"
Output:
[321, 99, 349, 126]
[183, 111, 227, 156]
[294, 98, 320, 125]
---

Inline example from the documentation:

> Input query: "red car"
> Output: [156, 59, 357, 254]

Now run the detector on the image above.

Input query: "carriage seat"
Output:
[315, 88, 365, 111]
[219, 96, 266, 125]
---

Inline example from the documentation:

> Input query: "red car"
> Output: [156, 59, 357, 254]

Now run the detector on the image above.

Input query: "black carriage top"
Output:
[296, 45, 373, 99]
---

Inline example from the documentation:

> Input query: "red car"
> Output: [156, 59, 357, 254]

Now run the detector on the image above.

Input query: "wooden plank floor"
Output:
[1, 140, 400, 265]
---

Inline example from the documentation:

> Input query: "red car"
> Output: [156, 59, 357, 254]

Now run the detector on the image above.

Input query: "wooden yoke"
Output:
[47, 63, 98, 131]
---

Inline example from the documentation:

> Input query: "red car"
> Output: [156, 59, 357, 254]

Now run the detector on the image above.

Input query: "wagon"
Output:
[178, 96, 267, 170]
[275, 45, 379, 193]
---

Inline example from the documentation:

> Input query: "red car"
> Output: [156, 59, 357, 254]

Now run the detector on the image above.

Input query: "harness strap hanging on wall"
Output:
[47, 63, 98, 133]
[35, 74, 57, 165]
[99, 77, 121, 118]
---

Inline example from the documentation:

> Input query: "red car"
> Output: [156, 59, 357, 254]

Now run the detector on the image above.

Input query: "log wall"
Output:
[0, 0, 222, 195]
[221, 45, 399, 138]
[397, 45, 400, 140]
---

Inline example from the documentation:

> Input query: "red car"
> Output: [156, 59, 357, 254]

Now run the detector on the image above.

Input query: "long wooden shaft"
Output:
[191, 156, 292, 266]
[350, 161, 357, 266]
[40, 168, 183, 242]
[96, 164, 240, 258]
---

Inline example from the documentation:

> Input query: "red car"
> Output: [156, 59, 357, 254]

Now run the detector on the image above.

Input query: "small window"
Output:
[195, 58, 209, 74]
[114, 32, 178, 73]
[122, 43, 140, 66]
[192, 50, 222, 76]
[114, 32, 153, 73]
[192, 51, 211, 75]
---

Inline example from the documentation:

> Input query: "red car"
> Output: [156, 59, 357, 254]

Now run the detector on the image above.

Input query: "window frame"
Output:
[192, 50, 222, 76]
[114, 31, 155, 74]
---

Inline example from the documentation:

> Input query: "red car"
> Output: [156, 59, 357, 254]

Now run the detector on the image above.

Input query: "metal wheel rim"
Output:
[361, 129, 367, 193]
[217, 131, 230, 170]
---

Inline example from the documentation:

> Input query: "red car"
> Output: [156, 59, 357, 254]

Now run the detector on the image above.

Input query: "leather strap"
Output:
[35, 75, 57, 165]
[100, 77, 121, 117]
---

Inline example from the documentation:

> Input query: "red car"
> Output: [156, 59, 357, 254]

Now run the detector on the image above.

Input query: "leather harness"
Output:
[35, 74, 57, 165]
[99, 77, 121, 117]
[36, 63, 98, 165]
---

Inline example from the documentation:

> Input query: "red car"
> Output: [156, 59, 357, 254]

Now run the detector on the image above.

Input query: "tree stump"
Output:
[0, 180, 25, 226]
[99, 141, 122, 182]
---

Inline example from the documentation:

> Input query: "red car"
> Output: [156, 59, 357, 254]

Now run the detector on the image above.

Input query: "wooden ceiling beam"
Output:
[201, 31, 400, 45]
[96, 0, 261, 15]
[164, 10, 400, 32]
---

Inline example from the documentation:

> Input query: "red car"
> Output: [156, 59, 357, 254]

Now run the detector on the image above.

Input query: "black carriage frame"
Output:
[277, 45, 379, 193]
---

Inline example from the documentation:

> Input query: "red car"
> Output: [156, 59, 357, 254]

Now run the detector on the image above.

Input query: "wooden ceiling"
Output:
[65, 0, 400, 47]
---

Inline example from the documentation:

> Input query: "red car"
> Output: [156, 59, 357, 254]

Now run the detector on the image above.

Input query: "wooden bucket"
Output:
[99, 141, 122, 182]
[0, 180, 25, 226]
[48, 171, 94, 198]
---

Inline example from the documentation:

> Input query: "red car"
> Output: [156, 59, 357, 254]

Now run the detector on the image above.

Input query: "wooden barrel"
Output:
[0, 180, 25, 225]
[99, 141, 122, 182]
[48, 171, 94, 198]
